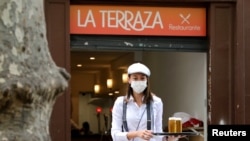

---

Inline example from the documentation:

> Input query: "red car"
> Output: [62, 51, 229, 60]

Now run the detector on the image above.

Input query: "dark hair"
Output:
[125, 75, 153, 104]
[82, 122, 90, 130]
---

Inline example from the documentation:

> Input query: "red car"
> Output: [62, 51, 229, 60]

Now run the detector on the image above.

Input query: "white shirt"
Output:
[111, 95, 165, 141]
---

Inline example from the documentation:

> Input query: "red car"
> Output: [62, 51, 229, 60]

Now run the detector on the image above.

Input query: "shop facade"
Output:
[44, 0, 249, 141]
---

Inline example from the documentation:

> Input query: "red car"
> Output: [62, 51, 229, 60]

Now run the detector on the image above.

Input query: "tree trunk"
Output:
[0, 0, 70, 141]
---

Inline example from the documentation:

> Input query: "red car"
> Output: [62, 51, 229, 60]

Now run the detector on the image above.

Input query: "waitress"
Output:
[111, 62, 167, 141]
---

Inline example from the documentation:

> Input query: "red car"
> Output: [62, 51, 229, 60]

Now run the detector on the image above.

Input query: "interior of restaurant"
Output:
[70, 49, 207, 141]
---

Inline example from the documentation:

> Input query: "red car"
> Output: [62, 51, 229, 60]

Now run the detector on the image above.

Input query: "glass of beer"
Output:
[168, 117, 182, 133]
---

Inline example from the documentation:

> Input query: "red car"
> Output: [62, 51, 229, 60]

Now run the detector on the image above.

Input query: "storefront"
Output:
[44, 0, 249, 141]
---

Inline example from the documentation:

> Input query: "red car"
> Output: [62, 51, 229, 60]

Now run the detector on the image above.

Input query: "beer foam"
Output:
[169, 117, 182, 120]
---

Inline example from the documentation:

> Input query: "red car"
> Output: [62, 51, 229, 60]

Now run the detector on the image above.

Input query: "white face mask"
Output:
[131, 80, 147, 94]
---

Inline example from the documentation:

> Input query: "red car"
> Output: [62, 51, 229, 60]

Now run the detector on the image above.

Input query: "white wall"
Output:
[143, 51, 207, 129]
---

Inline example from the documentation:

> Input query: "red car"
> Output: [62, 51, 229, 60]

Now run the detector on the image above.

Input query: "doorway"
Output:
[70, 49, 207, 141]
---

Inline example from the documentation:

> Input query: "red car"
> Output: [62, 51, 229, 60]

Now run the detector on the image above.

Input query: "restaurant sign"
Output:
[70, 5, 206, 36]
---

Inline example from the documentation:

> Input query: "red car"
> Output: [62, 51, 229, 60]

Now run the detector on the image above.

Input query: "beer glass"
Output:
[168, 117, 182, 133]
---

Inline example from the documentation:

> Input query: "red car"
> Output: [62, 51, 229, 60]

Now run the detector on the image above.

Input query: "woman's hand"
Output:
[137, 130, 153, 140]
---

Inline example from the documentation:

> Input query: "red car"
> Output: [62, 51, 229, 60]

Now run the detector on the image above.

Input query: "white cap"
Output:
[127, 63, 151, 76]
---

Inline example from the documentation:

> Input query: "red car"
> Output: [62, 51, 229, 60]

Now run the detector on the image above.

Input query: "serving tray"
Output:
[153, 132, 199, 136]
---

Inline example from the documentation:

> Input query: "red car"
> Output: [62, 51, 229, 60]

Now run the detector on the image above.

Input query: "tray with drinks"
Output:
[153, 117, 200, 136]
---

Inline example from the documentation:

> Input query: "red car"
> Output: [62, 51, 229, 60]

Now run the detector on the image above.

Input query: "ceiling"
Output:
[70, 50, 132, 73]
[70, 50, 133, 97]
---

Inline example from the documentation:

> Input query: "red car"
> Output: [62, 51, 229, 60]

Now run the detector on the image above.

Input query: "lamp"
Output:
[122, 73, 128, 83]
[94, 73, 101, 94]
[107, 79, 113, 89]
[94, 84, 100, 94]
[96, 107, 102, 113]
